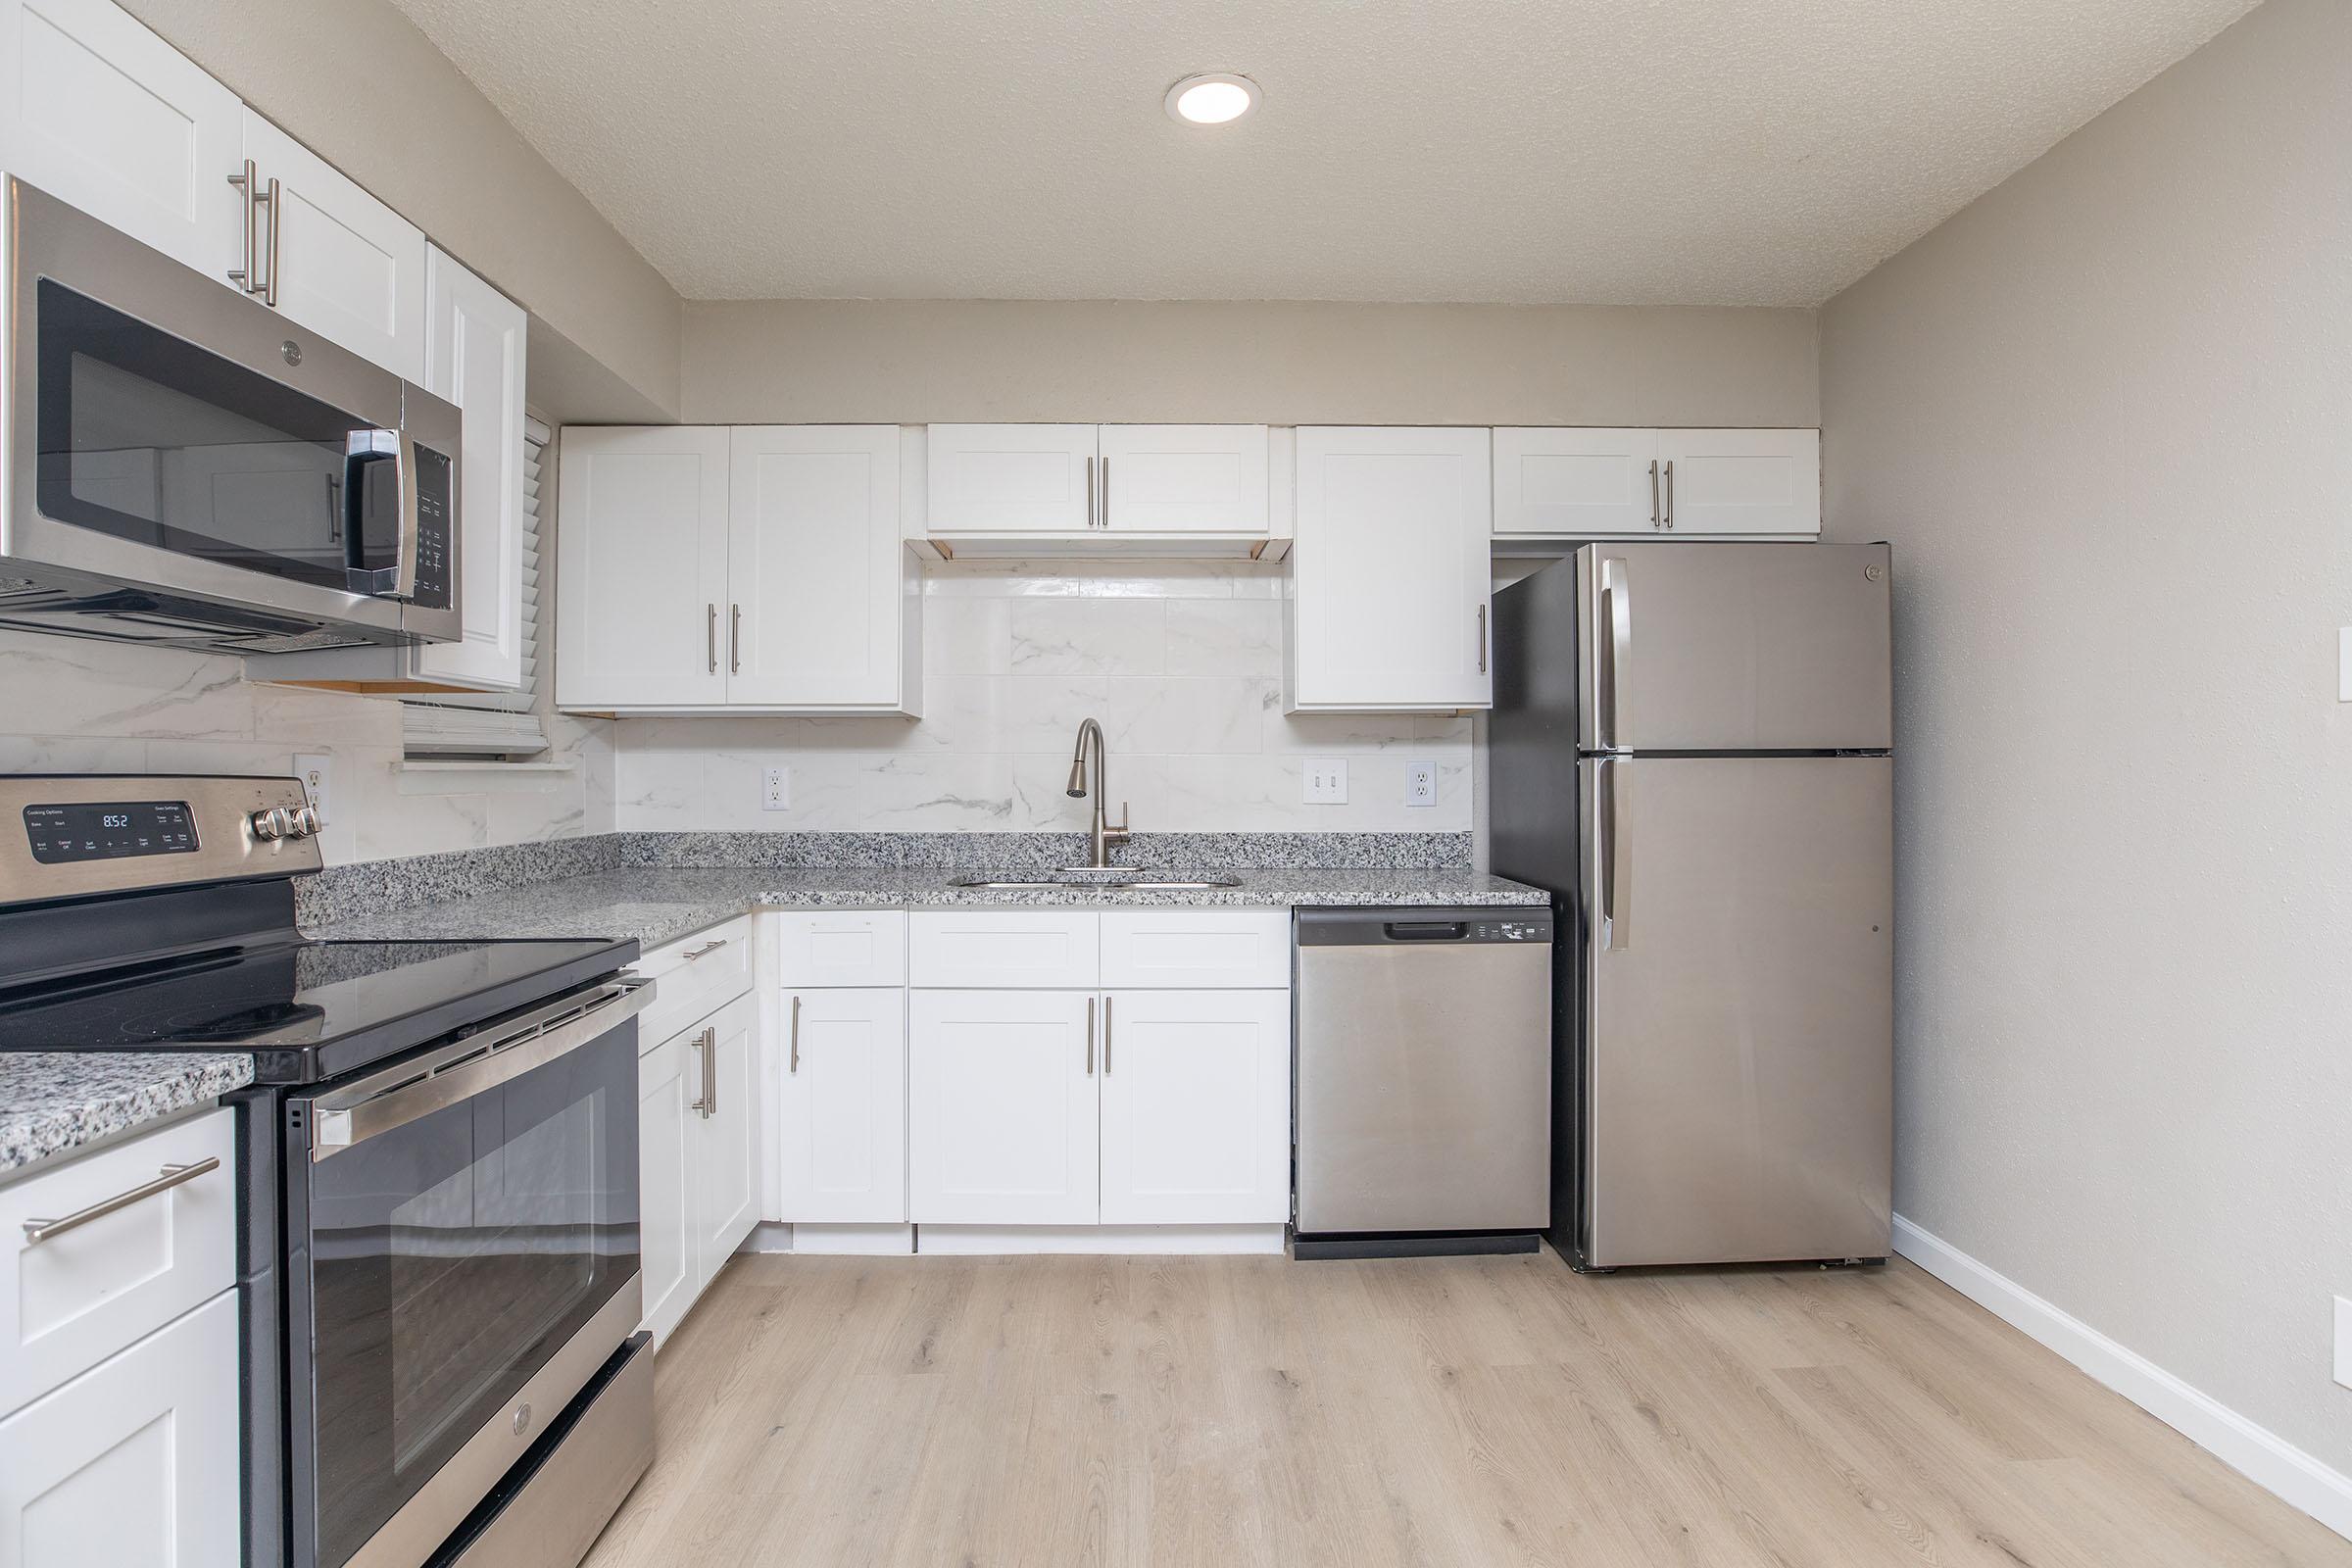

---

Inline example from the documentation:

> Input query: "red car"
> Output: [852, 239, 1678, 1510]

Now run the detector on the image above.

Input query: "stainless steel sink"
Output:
[946, 869, 1243, 890]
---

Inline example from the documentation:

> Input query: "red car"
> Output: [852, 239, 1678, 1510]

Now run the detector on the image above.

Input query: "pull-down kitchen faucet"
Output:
[1065, 717, 1132, 869]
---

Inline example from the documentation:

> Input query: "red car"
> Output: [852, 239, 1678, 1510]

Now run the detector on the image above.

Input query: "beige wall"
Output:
[120, 0, 682, 420]
[1823, 0, 2352, 1475]
[682, 300, 1818, 425]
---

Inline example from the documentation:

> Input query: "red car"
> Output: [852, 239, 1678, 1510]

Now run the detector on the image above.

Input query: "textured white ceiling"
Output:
[388, 0, 2256, 306]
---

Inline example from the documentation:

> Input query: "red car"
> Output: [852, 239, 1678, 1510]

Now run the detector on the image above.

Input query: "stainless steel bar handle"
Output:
[226, 161, 260, 292]
[1602, 759, 1632, 951]
[1102, 995, 1112, 1074]
[1661, 460, 1674, 530]
[23, 1157, 220, 1245]
[1600, 557, 1632, 749]
[312, 977, 651, 1156]
[707, 604, 718, 673]
[1648, 460, 1661, 528]
[1085, 997, 1096, 1074]
[703, 1026, 718, 1118]
[682, 938, 729, 961]
[1477, 605, 1488, 675]
[729, 604, 743, 674]
[689, 1026, 714, 1117]
[259, 175, 282, 309]
[1099, 457, 1108, 528]
[789, 994, 802, 1074]
[1085, 455, 1097, 529]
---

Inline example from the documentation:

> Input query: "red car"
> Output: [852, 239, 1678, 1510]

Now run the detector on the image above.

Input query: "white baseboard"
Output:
[915, 1223, 1287, 1256]
[742, 1221, 794, 1254]
[792, 1222, 915, 1255]
[1892, 1214, 2352, 1543]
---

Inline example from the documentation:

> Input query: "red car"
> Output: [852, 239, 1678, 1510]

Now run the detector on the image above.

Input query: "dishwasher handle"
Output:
[1383, 921, 1467, 941]
[1295, 907, 1554, 947]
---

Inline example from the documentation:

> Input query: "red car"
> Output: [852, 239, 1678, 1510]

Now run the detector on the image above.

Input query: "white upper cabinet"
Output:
[1494, 428, 1661, 535]
[239, 111, 427, 381]
[0, 0, 240, 280]
[776, 986, 908, 1224]
[1096, 424, 1269, 533]
[413, 248, 528, 690]
[1494, 427, 1819, 537]
[727, 425, 915, 710]
[1654, 428, 1820, 534]
[556, 425, 732, 710]
[925, 424, 1098, 534]
[1291, 426, 1494, 711]
[558, 425, 919, 714]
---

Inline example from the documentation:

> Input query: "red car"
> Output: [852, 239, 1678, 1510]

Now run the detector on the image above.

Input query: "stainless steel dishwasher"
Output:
[1293, 906, 1554, 1258]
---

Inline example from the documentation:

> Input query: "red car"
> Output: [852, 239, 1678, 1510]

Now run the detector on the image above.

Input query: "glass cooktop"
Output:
[0, 935, 631, 1081]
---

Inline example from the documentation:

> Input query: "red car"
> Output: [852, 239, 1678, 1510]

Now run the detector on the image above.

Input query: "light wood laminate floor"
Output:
[584, 1250, 2350, 1567]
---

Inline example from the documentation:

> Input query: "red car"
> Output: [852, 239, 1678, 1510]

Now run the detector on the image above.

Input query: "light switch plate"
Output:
[1404, 760, 1438, 808]
[2334, 1296, 2351, 1390]
[1302, 759, 1347, 805]
[761, 766, 791, 811]
[293, 753, 332, 827]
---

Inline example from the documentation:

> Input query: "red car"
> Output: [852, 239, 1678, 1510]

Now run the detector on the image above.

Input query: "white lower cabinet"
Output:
[1099, 989, 1291, 1225]
[776, 987, 907, 1223]
[908, 990, 1100, 1225]
[637, 1025, 697, 1345]
[639, 989, 759, 1346]
[0, 1287, 239, 1567]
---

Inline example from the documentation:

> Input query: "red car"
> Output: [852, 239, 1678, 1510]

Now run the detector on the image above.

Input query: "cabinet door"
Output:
[1493, 428, 1662, 536]
[1655, 429, 1821, 535]
[727, 425, 909, 709]
[908, 990, 1099, 1225]
[0, 0, 240, 280]
[241, 110, 426, 380]
[1292, 426, 1494, 710]
[555, 426, 731, 710]
[1097, 424, 1269, 533]
[692, 993, 760, 1284]
[0, 1289, 239, 1567]
[637, 1028, 696, 1346]
[777, 987, 907, 1223]
[413, 248, 528, 690]
[1100, 990, 1291, 1225]
[924, 424, 1098, 533]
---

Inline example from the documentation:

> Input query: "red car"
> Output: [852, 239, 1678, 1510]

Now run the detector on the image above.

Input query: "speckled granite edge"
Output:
[295, 831, 1474, 924]
[0, 1053, 253, 1174]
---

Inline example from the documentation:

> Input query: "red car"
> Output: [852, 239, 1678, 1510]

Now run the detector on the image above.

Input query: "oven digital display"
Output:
[24, 801, 199, 862]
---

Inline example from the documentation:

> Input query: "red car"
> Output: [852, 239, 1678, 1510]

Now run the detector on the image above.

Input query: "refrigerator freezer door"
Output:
[1579, 755, 1892, 1267]
[1577, 542, 1892, 754]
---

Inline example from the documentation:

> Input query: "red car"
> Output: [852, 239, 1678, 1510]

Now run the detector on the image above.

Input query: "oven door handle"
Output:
[309, 975, 652, 1160]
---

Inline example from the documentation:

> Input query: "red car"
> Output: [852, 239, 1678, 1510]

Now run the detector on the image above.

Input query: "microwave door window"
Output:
[36, 279, 356, 592]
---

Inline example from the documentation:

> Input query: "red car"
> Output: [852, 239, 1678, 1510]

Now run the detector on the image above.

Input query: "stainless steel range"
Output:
[0, 774, 654, 1568]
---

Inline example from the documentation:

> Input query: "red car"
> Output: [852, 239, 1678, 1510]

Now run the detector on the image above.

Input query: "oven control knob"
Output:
[292, 807, 322, 839]
[512, 1402, 532, 1437]
[249, 808, 289, 841]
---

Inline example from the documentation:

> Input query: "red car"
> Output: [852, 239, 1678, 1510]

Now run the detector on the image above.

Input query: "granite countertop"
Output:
[0, 1053, 253, 1175]
[308, 866, 1550, 949]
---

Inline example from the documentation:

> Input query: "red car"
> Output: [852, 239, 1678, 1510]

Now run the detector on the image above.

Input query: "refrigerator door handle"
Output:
[1600, 758, 1631, 950]
[1600, 556, 1632, 750]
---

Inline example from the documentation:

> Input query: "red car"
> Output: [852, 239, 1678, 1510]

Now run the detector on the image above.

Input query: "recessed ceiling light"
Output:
[1165, 73, 1260, 126]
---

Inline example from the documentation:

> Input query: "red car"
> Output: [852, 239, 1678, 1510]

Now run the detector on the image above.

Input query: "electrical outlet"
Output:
[2335, 1296, 2351, 1390]
[1302, 759, 1347, 805]
[761, 766, 791, 811]
[1404, 760, 1438, 808]
[293, 754, 332, 827]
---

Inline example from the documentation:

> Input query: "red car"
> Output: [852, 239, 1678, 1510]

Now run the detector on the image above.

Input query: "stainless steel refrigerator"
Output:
[1490, 542, 1893, 1270]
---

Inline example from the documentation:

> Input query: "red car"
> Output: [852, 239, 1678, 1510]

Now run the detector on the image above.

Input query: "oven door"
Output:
[287, 977, 648, 1568]
[2, 177, 458, 646]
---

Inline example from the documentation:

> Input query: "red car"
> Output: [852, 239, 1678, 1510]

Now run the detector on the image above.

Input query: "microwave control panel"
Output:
[411, 444, 454, 611]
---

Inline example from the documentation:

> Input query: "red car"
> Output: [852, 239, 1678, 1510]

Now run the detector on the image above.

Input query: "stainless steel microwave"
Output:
[0, 177, 461, 654]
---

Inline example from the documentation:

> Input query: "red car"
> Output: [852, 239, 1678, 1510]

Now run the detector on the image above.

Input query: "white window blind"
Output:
[400, 419, 552, 758]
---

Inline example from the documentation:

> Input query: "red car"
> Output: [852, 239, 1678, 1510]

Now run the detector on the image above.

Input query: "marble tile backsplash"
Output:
[0, 628, 612, 865]
[613, 561, 1474, 834]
